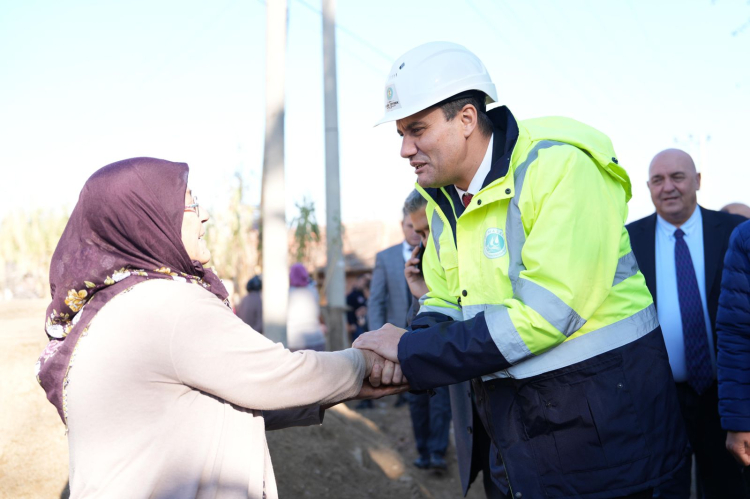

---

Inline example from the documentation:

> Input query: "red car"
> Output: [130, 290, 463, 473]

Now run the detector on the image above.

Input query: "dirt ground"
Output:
[0, 299, 484, 499]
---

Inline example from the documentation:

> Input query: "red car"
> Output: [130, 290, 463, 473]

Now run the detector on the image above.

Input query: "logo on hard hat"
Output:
[385, 84, 401, 111]
[483, 228, 507, 259]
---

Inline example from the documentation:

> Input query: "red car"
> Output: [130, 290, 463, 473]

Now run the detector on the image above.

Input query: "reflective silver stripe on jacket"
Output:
[505, 140, 568, 293]
[613, 251, 639, 286]
[418, 302, 463, 321]
[515, 278, 586, 337]
[464, 304, 532, 364]
[481, 304, 659, 380]
[430, 210, 444, 262]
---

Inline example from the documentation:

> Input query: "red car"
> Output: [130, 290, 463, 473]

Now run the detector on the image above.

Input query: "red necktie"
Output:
[462, 193, 473, 208]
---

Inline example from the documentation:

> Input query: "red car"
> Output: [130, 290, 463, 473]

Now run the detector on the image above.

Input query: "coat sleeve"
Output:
[170, 287, 365, 410]
[399, 146, 626, 390]
[367, 251, 388, 330]
[717, 221, 750, 432]
[262, 405, 325, 431]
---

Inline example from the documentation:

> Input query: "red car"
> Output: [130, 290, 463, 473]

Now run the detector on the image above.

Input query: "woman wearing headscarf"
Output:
[36, 158, 405, 499]
[238, 275, 263, 334]
[286, 264, 326, 352]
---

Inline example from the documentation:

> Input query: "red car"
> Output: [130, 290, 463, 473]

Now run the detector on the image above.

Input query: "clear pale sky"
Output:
[1, 0, 748, 224]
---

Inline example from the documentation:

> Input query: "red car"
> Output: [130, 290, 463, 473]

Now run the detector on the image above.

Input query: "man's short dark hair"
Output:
[438, 91, 493, 137]
[404, 189, 427, 216]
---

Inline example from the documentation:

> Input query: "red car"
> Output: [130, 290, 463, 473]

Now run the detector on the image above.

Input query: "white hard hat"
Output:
[375, 41, 497, 126]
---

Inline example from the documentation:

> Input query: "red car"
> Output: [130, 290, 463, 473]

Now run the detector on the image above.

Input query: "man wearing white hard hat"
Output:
[354, 42, 688, 499]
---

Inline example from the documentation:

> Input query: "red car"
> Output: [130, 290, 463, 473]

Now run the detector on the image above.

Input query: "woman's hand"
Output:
[355, 380, 410, 400]
[359, 349, 408, 387]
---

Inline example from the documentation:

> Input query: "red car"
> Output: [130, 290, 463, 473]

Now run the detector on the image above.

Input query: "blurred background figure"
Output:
[287, 263, 326, 352]
[627, 149, 746, 498]
[368, 207, 421, 333]
[346, 272, 373, 409]
[238, 275, 263, 334]
[346, 273, 370, 343]
[368, 205, 421, 409]
[402, 189, 452, 472]
[722, 203, 750, 219]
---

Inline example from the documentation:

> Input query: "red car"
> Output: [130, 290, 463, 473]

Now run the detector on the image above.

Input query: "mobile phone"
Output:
[416, 242, 425, 274]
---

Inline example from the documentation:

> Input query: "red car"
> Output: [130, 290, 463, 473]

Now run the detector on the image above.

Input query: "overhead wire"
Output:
[468, 0, 608, 105]
[292, 0, 394, 63]
[255, 0, 392, 74]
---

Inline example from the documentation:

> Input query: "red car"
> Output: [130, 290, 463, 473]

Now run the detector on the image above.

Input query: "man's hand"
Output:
[353, 323, 407, 363]
[359, 348, 407, 387]
[726, 431, 750, 466]
[405, 245, 429, 298]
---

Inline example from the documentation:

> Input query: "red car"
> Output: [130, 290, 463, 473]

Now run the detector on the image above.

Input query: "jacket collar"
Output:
[424, 106, 520, 220]
[482, 106, 519, 188]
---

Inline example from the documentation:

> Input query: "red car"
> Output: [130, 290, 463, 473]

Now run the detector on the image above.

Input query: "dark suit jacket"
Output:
[626, 206, 746, 348]
[367, 243, 411, 330]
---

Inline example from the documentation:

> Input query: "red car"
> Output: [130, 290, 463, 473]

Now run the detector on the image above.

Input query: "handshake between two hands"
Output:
[351, 323, 410, 400]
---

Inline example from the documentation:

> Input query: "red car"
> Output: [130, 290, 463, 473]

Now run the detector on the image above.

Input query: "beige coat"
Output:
[66, 279, 365, 498]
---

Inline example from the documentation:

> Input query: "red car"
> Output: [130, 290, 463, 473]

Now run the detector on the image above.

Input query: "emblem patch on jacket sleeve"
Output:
[483, 228, 507, 259]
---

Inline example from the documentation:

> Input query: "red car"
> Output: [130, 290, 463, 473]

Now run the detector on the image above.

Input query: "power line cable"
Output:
[292, 0, 394, 62]
[255, 0, 389, 75]
[465, 0, 514, 47]
[469, 0, 606, 105]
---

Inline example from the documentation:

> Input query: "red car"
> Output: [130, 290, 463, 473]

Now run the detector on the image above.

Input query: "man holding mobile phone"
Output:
[403, 190, 454, 473]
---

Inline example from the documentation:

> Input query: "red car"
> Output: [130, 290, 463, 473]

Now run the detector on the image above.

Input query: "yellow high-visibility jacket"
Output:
[403, 107, 657, 383]
[398, 106, 687, 499]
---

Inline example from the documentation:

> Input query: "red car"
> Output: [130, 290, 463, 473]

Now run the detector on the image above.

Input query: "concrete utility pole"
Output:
[322, 0, 347, 351]
[261, 0, 288, 346]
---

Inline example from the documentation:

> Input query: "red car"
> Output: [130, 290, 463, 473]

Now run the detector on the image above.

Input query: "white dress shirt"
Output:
[402, 240, 414, 263]
[455, 134, 494, 199]
[655, 207, 716, 382]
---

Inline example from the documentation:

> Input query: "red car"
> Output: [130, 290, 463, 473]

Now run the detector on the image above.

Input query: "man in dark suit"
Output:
[627, 148, 746, 499]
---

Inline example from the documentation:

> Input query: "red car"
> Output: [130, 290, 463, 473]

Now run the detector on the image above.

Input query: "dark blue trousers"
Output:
[408, 385, 452, 458]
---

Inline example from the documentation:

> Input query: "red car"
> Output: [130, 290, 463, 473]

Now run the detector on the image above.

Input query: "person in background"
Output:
[287, 263, 326, 352]
[238, 275, 263, 334]
[347, 273, 374, 409]
[368, 208, 420, 334]
[722, 203, 750, 220]
[627, 148, 746, 498]
[36, 157, 407, 499]
[346, 273, 370, 343]
[402, 189, 453, 472]
[716, 219, 750, 495]
[368, 205, 421, 409]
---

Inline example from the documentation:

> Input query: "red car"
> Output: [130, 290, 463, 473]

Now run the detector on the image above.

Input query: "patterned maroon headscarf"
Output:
[36, 157, 228, 424]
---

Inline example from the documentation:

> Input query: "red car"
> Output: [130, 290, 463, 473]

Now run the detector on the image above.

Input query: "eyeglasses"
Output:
[184, 195, 200, 218]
